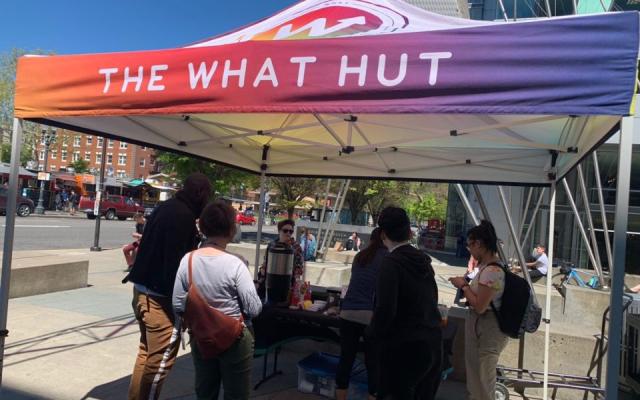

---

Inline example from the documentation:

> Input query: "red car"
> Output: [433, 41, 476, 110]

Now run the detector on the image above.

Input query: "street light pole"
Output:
[35, 127, 56, 215]
[91, 141, 107, 252]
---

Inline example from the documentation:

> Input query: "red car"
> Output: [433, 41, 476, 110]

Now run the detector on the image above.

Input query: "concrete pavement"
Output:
[0, 248, 469, 400]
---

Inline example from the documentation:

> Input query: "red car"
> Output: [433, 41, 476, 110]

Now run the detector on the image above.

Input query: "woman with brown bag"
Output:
[173, 201, 262, 400]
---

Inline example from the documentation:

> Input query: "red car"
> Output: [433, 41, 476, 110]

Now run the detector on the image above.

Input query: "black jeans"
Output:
[529, 269, 545, 282]
[336, 318, 378, 396]
[377, 330, 443, 400]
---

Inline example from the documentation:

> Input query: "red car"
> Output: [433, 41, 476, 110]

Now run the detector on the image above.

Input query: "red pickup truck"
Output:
[79, 194, 144, 220]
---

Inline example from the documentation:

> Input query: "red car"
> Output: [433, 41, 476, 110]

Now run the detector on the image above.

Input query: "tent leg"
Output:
[592, 151, 614, 271]
[605, 117, 633, 400]
[561, 179, 603, 286]
[254, 170, 267, 280]
[0, 118, 23, 386]
[454, 184, 480, 226]
[473, 185, 508, 264]
[543, 181, 557, 400]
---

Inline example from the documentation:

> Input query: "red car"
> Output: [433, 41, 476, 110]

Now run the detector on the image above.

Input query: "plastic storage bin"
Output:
[297, 352, 369, 399]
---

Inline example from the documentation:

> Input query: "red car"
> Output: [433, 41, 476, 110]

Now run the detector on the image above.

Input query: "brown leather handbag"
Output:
[183, 251, 244, 359]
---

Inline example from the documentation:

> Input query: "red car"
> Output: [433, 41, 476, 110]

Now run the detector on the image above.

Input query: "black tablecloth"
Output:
[252, 305, 340, 351]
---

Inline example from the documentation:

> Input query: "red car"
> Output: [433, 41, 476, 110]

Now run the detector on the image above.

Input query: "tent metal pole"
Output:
[497, 186, 536, 294]
[454, 184, 480, 226]
[592, 151, 614, 271]
[521, 188, 546, 250]
[319, 180, 346, 258]
[561, 179, 603, 286]
[605, 117, 633, 400]
[544, 0, 552, 17]
[543, 181, 557, 400]
[472, 185, 508, 264]
[316, 179, 332, 255]
[577, 164, 604, 276]
[254, 170, 267, 280]
[254, 146, 270, 280]
[0, 118, 24, 386]
[323, 180, 350, 257]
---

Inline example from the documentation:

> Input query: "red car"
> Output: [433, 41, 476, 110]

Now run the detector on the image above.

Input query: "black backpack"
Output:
[489, 262, 542, 339]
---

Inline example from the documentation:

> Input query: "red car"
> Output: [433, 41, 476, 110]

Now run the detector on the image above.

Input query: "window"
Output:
[50, 165, 56, 171]
[139, 159, 146, 167]
[108, 139, 114, 148]
[97, 137, 103, 148]
[118, 153, 126, 165]
[73, 151, 80, 162]
[96, 153, 102, 164]
[150, 158, 155, 166]
[117, 170, 126, 178]
[85, 152, 91, 161]
[73, 136, 81, 147]
[120, 142, 128, 149]
[107, 154, 113, 164]
[61, 150, 67, 161]
[86, 136, 93, 145]
[51, 150, 57, 159]
[38, 164, 44, 171]
[39, 151, 45, 161]
[40, 136, 46, 145]
[140, 146, 147, 150]
[62, 135, 69, 146]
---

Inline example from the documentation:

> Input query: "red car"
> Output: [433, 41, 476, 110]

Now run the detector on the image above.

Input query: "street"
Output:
[0, 215, 278, 251]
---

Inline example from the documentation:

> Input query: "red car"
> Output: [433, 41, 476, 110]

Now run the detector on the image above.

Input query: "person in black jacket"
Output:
[126, 173, 211, 400]
[370, 207, 443, 400]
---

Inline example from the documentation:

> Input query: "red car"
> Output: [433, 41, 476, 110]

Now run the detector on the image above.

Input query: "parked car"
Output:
[78, 194, 144, 220]
[236, 210, 256, 225]
[0, 187, 34, 217]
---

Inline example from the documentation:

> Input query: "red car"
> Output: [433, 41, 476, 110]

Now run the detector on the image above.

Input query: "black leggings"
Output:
[336, 318, 378, 396]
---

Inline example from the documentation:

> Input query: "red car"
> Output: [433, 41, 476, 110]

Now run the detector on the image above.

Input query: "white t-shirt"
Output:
[535, 253, 549, 275]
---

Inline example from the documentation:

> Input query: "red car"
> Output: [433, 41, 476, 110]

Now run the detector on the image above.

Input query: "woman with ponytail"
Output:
[449, 220, 508, 400]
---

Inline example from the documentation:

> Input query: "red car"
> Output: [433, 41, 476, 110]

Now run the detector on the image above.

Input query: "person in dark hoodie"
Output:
[370, 207, 443, 400]
[126, 173, 211, 400]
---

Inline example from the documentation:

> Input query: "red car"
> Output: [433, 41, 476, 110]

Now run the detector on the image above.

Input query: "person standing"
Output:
[449, 221, 508, 400]
[126, 173, 211, 400]
[336, 228, 386, 400]
[173, 201, 262, 400]
[256, 219, 303, 300]
[370, 207, 442, 400]
[68, 190, 78, 215]
[525, 244, 549, 282]
[299, 229, 317, 261]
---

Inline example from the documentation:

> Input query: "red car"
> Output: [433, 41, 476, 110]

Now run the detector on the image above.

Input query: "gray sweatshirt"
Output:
[173, 251, 262, 320]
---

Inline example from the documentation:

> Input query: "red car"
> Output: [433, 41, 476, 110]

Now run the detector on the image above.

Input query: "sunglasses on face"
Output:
[281, 229, 294, 234]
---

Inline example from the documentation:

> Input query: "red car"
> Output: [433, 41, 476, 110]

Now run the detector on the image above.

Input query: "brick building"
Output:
[34, 129, 158, 180]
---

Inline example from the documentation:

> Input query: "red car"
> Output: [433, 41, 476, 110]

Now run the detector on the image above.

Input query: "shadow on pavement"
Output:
[0, 386, 52, 400]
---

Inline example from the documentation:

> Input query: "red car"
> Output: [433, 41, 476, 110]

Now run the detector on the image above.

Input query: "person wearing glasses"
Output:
[256, 219, 304, 299]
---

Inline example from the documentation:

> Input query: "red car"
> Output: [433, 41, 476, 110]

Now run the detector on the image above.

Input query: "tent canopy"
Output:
[13, 0, 639, 185]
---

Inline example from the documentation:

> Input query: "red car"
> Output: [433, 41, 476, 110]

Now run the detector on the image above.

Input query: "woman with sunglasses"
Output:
[256, 219, 304, 300]
[448, 220, 508, 400]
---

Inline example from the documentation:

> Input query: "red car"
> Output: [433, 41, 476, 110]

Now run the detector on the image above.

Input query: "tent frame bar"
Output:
[0, 118, 23, 385]
[605, 116, 633, 400]
[577, 164, 604, 277]
[592, 151, 614, 270]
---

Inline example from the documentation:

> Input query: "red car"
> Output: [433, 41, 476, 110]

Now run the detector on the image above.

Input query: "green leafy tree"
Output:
[344, 180, 371, 225]
[0, 49, 54, 166]
[405, 183, 449, 224]
[68, 159, 90, 174]
[155, 151, 258, 198]
[271, 177, 318, 219]
[365, 181, 410, 224]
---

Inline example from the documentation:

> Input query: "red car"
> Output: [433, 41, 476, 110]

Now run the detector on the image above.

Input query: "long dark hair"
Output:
[467, 220, 498, 254]
[354, 228, 384, 266]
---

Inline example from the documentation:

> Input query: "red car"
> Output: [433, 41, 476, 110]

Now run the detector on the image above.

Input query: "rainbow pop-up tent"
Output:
[5, 1, 639, 398]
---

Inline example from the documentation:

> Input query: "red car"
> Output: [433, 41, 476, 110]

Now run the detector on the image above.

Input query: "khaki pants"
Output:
[128, 288, 181, 400]
[465, 310, 509, 400]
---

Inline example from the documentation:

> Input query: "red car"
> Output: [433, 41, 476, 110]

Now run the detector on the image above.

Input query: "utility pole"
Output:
[34, 127, 56, 214]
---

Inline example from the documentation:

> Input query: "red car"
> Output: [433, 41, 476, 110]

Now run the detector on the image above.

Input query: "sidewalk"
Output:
[0, 248, 468, 400]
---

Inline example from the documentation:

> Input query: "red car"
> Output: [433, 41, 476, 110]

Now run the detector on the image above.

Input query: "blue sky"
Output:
[1, 0, 298, 55]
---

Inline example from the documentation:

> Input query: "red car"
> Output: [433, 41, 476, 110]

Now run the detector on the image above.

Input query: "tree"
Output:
[0, 49, 53, 166]
[405, 183, 449, 224]
[344, 180, 369, 225]
[270, 177, 318, 219]
[366, 181, 410, 224]
[68, 159, 90, 174]
[155, 151, 258, 197]
[1, 142, 34, 166]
